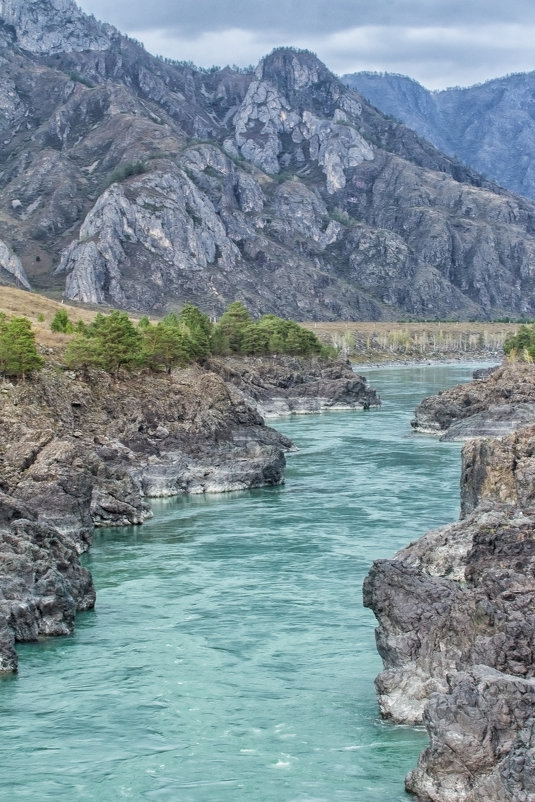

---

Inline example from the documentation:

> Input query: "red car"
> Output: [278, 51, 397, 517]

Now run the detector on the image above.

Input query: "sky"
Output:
[77, 0, 535, 90]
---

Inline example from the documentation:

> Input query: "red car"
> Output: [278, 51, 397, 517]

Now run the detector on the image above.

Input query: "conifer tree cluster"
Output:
[63, 305, 213, 374]
[211, 302, 325, 357]
[42, 302, 332, 375]
[0, 302, 330, 380]
[0, 313, 44, 380]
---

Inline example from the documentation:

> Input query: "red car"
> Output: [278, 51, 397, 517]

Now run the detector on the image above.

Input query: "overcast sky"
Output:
[77, 0, 535, 90]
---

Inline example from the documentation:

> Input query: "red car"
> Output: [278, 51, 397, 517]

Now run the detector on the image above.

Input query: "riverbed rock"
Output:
[206, 355, 380, 416]
[405, 666, 535, 802]
[411, 363, 535, 439]
[367, 380, 535, 798]
[0, 491, 95, 673]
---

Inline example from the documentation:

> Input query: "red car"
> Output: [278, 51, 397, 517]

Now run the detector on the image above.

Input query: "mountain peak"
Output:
[0, 0, 115, 53]
[256, 47, 334, 93]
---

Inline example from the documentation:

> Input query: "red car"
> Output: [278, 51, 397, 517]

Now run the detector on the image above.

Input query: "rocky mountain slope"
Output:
[0, 355, 376, 671]
[344, 70, 535, 202]
[3, 1, 535, 319]
[365, 365, 535, 800]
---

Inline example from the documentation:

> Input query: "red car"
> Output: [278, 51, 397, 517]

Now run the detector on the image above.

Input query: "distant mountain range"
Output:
[343, 71, 535, 202]
[2, 0, 535, 320]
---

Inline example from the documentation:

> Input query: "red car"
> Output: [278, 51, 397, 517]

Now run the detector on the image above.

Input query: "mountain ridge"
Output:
[2, 0, 535, 319]
[343, 69, 535, 203]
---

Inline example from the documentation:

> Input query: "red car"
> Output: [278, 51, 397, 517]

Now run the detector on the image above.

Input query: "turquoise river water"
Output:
[0, 363, 487, 801]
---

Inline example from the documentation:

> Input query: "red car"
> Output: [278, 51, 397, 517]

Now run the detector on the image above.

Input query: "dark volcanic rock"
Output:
[412, 363, 535, 439]
[364, 503, 535, 724]
[406, 667, 535, 802]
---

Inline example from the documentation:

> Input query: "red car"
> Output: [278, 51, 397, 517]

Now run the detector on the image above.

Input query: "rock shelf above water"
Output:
[411, 362, 535, 440]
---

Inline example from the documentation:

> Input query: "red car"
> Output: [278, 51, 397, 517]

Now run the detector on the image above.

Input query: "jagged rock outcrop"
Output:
[0, 239, 31, 289]
[0, 491, 95, 673]
[412, 362, 535, 439]
[206, 355, 379, 416]
[365, 374, 535, 799]
[364, 496, 535, 725]
[2, 0, 535, 318]
[343, 70, 535, 202]
[405, 666, 535, 802]
[0, 0, 115, 53]
[229, 51, 374, 190]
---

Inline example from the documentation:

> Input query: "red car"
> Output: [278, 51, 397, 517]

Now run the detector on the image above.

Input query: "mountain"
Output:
[2, 2, 535, 320]
[343, 71, 535, 203]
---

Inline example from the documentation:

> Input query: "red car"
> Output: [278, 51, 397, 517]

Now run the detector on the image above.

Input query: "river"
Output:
[0, 363, 487, 801]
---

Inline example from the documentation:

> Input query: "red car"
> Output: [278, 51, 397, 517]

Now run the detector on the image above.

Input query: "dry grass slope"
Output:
[0, 287, 519, 361]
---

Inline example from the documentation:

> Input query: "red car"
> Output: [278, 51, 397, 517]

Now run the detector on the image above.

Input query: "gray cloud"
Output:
[79, 0, 535, 35]
[77, 0, 535, 88]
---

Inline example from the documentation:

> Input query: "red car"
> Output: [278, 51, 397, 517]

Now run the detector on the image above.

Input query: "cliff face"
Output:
[365, 368, 535, 800]
[2, 2, 535, 319]
[344, 70, 535, 202]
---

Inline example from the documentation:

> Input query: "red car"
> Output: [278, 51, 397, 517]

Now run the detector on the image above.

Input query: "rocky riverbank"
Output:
[365, 362, 535, 800]
[411, 362, 535, 440]
[206, 355, 379, 416]
[0, 356, 376, 672]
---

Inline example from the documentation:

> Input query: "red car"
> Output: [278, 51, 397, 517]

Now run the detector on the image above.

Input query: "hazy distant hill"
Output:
[343, 71, 535, 202]
[3, 0, 535, 320]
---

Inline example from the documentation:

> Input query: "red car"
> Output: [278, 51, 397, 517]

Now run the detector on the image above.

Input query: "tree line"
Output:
[0, 302, 332, 380]
[504, 323, 535, 361]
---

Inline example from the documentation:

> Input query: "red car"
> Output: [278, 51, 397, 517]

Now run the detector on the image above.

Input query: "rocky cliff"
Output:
[411, 362, 535, 440]
[344, 70, 535, 202]
[0, 355, 376, 671]
[2, 1, 535, 319]
[365, 367, 535, 800]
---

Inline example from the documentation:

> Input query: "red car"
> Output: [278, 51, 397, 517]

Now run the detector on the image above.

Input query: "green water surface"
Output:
[1, 364, 487, 801]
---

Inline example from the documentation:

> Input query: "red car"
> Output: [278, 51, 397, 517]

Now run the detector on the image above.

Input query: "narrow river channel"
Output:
[1, 363, 488, 801]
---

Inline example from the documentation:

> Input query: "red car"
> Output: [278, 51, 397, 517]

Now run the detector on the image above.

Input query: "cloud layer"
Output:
[78, 0, 535, 89]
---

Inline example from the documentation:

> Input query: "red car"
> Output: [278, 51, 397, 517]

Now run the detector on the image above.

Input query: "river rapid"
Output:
[0, 363, 488, 801]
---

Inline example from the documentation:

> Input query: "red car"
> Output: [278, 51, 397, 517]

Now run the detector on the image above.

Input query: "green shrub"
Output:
[50, 308, 74, 333]
[107, 160, 147, 186]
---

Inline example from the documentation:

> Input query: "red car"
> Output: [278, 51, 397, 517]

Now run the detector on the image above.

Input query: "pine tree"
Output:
[241, 323, 269, 355]
[88, 310, 142, 373]
[142, 322, 193, 372]
[50, 309, 74, 333]
[63, 334, 100, 370]
[177, 304, 213, 358]
[0, 316, 44, 380]
[214, 302, 251, 352]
